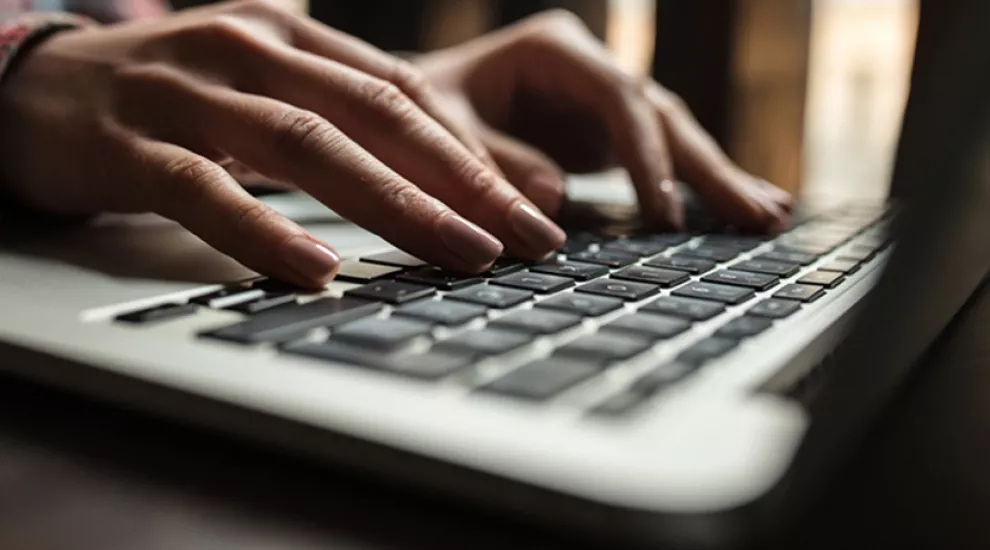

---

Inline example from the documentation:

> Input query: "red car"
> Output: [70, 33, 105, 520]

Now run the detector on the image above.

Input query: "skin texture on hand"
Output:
[0, 4, 789, 288]
[0, 0, 564, 288]
[414, 10, 793, 232]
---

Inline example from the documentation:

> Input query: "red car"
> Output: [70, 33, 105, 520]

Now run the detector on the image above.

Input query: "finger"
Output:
[503, 14, 684, 228]
[231, 2, 500, 171]
[756, 178, 795, 212]
[221, 38, 563, 259]
[479, 126, 567, 217]
[130, 140, 340, 288]
[646, 83, 790, 232]
[138, 76, 505, 272]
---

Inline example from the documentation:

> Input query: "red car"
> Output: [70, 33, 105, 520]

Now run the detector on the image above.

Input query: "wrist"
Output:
[0, 16, 94, 223]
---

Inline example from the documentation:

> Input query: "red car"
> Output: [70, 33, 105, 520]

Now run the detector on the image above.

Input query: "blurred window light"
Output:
[802, 0, 919, 203]
[606, 0, 656, 76]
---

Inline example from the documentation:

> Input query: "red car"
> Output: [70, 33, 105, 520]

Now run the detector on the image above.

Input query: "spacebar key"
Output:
[202, 297, 383, 344]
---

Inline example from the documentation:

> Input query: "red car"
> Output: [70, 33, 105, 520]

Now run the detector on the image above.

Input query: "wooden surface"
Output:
[1, 279, 989, 550]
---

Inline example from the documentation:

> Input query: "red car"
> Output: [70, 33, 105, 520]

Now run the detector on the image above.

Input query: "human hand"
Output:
[0, 0, 567, 287]
[415, 10, 793, 231]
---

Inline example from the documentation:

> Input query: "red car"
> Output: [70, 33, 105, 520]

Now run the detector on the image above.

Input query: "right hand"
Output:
[0, 0, 566, 288]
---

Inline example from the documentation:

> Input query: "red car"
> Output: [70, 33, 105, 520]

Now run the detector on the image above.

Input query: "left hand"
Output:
[414, 10, 793, 232]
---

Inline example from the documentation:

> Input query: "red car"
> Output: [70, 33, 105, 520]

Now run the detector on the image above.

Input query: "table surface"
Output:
[1, 281, 989, 550]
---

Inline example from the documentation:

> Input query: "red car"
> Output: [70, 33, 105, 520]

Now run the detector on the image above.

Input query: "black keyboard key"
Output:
[490, 309, 582, 335]
[643, 255, 716, 275]
[481, 359, 600, 400]
[536, 293, 623, 317]
[748, 298, 801, 319]
[638, 233, 691, 246]
[397, 267, 483, 290]
[731, 259, 800, 277]
[559, 233, 602, 255]
[334, 259, 403, 283]
[344, 280, 435, 304]
[672, 282, 755, 305]
[191, 288, 265, 309]
[775, 242, 833, 256]
[612, 266, 689, 287]
[819, 259, 861, 274]
[641, 297, 725, 321]
[676, 246, 739, 263]
[435, 328, 531, 357]
[590, 391, 650, 416]
[251, 278, 301, 293]
[701, 235, 767, 251]
[117, 303, 197, 324]
[331, 317, 432, 349]
[228, 293, 297, 314]
[568, 249, 639, 268]
[555, 333, 652, 365]
[490, 271, 574, 294]
[393, 299, 487, 326]
[285, 341, 469, 380]
[576, 279, 660, 301]
[530, 261, 609, 281]
[678, 337, 738, 365]
[603, 239, 668, 257]
[631, 361, 697, 393]
[758, 250, 817, 265]
[715, 316, 773, 339]
[775, 284, 826, 303]
[485, 257, 526, 277]
[702, 270, 779, 291]
[446, 285, 532, 309]
[838, 245, 877, 262]
[603, 313, 691, 340]
[201, 297, 383, 344]
[361, 250, 427, 268]
[797, 270, 845, 288]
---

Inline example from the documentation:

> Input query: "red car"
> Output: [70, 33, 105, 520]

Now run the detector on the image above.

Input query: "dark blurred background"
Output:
[175, 0, 919, 203]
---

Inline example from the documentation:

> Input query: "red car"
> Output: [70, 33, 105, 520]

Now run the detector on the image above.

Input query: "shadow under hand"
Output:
[0, 213, 255, 285]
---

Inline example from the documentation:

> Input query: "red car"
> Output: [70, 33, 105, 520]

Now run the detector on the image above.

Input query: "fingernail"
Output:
[439, 214, 504, 267]
[280, 236, 340, 283]
[509, 202, 566, 252]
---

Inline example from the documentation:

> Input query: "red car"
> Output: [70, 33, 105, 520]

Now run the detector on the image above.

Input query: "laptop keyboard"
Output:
[114, 204, 892, 416]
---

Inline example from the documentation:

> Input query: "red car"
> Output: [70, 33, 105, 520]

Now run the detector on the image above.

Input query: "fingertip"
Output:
[438, 214, 505, 271]
[508, 202, 567, 258]
[756, 178, 795, 212]
[279, 235, 341, 288]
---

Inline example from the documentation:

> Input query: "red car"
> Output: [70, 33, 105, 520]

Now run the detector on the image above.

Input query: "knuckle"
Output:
[530, 8, 587, 35]
[165, 156, 227, 190]
[656, 88, 690, 114]
[233, 200, 278, 232]
[463, 165, 505, 204]
[376, 176, 432, 215]
[237, 0, 290, 15]
[269, 109, 337, 156]
[388, 60, 431, 101]
[187, 16, 253, 45]
[363, 79, 415, 117]
[158, 156, 229, 211]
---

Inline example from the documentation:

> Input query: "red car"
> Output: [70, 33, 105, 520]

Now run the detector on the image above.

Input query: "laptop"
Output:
[1, 2, 989, 547]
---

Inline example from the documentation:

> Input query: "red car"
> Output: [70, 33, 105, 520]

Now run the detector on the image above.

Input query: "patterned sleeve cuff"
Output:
[0, 13, 93, 84]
